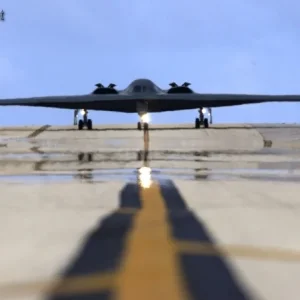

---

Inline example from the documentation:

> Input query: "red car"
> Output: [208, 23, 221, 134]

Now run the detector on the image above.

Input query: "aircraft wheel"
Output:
[87, 119, 93, 130]
[137, 122, 142, 130]
[144, 122, 149, 130]
[195, 118, 200, 129]
[204, 118, 209, 128]
[78, 120, 84, 130]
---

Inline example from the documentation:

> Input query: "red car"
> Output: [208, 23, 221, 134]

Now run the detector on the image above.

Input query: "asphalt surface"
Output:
[0, 123, 300, 300]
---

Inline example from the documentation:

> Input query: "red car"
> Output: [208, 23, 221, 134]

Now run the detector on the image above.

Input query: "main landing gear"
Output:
[75, 109, 93, 130]
[195, 107, 211, 129]
[195, 117, 209, 129]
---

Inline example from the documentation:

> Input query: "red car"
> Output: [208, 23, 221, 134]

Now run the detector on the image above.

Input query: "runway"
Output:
[0, 123, 300, 300]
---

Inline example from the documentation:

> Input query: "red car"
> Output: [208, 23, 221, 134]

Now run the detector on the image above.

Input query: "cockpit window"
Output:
[129, 81, 160, 93]
[133, 85, 142, 92]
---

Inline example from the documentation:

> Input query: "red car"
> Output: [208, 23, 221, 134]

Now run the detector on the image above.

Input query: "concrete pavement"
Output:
[0, 123, 300, 300]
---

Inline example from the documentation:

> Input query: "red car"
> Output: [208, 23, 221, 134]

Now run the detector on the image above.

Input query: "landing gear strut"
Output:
[208, 108, 213, 124]
[195, 107, 210, 129]
[74, 109, 78, 126]
[77, 109, 93, 130]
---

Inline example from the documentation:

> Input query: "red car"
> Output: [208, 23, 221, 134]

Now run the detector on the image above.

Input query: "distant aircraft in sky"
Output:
[1, 78, 300, 130]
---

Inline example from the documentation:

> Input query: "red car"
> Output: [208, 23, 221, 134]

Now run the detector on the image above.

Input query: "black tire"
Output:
[144, 122, 149, 130]
[195, 118, 200, 128]
[78, 120, 84, 130]
[87, 119, 93, 130]
[137, 122, 142, 130]
[204, 118, 209, 128]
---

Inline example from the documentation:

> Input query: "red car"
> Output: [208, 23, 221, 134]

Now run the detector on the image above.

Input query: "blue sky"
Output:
[1, 0, 300, 125]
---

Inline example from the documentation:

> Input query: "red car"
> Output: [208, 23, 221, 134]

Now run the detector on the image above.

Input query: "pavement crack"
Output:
[28, 125, 51, 171]
[27, 125, 51, 138]
[30, 146, 44, 154]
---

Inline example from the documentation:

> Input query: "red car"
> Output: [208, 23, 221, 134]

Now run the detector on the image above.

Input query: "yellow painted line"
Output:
[51, 271, 114, 296]
[115, 181, 190, 300]
[177, 241, 300, 262]
[2, 242, 300, 297]
[0, 271, 114, 297]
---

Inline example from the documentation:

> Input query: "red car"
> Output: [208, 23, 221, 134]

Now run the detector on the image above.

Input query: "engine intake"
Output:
[92, 83, 118, 94]
[167, 82, 193, 94]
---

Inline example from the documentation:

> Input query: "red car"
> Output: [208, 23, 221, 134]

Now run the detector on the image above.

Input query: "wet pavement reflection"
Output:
[2, 126, 300, 300]
[1, 126, 300, 183]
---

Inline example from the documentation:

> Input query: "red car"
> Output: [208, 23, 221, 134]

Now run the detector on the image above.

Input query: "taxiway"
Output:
[0, 123, 300, 300]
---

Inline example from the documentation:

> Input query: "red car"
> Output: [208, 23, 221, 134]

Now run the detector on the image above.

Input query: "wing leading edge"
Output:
[1, 92, 300, 113]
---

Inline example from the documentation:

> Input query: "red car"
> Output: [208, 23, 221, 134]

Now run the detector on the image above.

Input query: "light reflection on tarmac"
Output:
[1, 124, 300, 300]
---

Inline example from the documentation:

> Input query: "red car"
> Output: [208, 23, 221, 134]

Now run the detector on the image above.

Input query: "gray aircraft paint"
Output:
[1, 78, 300, 112]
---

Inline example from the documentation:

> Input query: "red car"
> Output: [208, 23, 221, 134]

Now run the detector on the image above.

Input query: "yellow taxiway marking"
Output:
[177, 241, 300, 262]
[2, 242, 300, 297]
[0, 271, 114, 297]
[115, 181, 190, 300]
[2, 174, 300, 298]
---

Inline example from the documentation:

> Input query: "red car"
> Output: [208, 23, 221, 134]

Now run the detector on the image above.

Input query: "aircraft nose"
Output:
[128, 79, 160, 94]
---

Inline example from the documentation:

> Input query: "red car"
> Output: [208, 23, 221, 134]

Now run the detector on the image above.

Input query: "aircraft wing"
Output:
[0, 94, 137, 111]
[190, 93, 300, 108]
[1, 92, 300, 113]
[143, 93, 300, 112]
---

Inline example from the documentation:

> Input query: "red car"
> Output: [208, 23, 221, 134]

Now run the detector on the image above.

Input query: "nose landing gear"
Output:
[137, 121, 149, 130]
[195, 107, 211, 129]
[137, 113, 149, 131]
